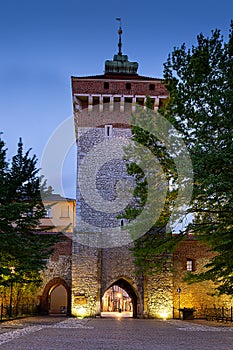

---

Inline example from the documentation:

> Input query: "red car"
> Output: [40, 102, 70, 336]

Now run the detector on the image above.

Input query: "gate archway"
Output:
[102, 278, 139, 318]
[40, 278, 71, 315]
[50, 284, 67, 314]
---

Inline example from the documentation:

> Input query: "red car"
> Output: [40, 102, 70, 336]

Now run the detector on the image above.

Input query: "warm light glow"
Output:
[117, 292, 122, 298]
[158, 309, 169, 320]
[117, 311, 123, 320]
[10, 266, 15, 274]
[73, 306, 88, 318]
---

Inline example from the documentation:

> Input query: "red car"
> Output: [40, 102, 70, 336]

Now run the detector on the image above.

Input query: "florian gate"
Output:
[70, 41, 174, 319]
[39, 30, 233, 319]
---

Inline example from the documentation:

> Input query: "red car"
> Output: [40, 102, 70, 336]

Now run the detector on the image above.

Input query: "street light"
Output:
[177, 287, 181, 319]
[9, 266, 15, 318]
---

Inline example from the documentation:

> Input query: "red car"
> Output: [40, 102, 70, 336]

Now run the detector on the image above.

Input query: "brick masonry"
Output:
[71, 76, 167, 96]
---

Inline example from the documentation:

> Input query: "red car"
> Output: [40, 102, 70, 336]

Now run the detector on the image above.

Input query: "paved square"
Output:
[0, 316, 233, 349]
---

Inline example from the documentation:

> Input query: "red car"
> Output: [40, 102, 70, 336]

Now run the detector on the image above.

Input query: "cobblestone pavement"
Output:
[0, 316, 233, 349]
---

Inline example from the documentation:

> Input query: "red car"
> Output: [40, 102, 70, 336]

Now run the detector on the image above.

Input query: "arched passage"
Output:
[102, 278, 139, 318]
[50, 285, 67, 314]
[40, 278, 71, 315]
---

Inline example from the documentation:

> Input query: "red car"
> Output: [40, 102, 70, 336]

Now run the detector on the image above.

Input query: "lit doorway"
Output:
[49, 284, 67, 314]
[101, 279, 138, 318]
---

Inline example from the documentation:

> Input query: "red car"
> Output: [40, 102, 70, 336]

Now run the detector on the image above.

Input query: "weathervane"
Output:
[116, 17, 122, 55]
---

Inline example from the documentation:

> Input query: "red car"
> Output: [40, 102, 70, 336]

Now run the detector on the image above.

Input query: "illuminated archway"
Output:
[49, 284, 67, 314]
[102, 278, 139, 318]
[40, 278, 71, 315]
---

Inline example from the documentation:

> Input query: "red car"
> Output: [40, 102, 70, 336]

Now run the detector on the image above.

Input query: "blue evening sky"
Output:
[0, 0, 232, 198]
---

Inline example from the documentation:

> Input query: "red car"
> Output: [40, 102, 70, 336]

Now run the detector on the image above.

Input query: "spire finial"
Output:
[116, 17, 122, 55]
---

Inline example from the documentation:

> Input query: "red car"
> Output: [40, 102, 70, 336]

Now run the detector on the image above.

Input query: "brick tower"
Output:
[71, 23, 171, 318]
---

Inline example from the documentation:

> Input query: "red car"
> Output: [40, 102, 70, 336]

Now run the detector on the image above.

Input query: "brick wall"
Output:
[173, 238, 232, 318]
[72, 77, 167, 96]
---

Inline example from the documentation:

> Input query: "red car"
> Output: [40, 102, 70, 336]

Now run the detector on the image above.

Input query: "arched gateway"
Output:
[71, 241, 174, 318]
[102, 278, 139, 318]
[40, 277, 71, 315]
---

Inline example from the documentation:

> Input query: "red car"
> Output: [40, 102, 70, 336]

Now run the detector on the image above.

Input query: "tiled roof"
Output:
[43, 193, 75, 202]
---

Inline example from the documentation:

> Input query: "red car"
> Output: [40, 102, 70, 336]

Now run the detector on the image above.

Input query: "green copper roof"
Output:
[104, 21, 139, 75]
[105, 54, 138, 75]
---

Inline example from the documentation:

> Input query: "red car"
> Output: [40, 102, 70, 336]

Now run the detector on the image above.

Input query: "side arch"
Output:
[103, 277, 141, 318]
[40, 277, 71, 315]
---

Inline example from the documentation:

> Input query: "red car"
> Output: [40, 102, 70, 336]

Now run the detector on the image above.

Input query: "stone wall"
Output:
[71, 240, 175, 319]
[72, 243, 102, 317]
[41, 236, 72, 286]
[145, 270, 173, 319]
[38, 233, 233, 319]
[76, 125, 133, 231]
[38, 236, 72, 313]
[101, 244, 144, 317]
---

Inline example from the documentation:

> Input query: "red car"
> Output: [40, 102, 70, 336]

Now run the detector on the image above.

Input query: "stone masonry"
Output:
[70, 38, 173, 317]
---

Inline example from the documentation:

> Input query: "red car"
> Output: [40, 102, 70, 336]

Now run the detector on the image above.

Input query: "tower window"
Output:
[126, 83, 131, 90]
[186, 258, 194, 272]
[105, 125, 113, 137]
[104, 82, 109, 89]
[149, 84, 155, 90]
[103, 96, 110, 103]
[93, 96, 99, 106]
[136, 97, 144, 106]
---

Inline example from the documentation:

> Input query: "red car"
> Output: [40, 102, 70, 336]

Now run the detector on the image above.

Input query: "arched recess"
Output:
[102, 278, 139, 318]
[40, 277, 71, 315]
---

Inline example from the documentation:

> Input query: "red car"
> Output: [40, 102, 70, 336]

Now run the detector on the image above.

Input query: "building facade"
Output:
[38, 194, 75, 315]
[40, 193, 76, 233]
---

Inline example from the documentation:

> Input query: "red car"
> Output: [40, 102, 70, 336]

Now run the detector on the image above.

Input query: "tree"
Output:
[125, 22, 233, 296]
[0, 136, 60, 289]
[123, 96, 183, 274]
[162, 22, 233, 294]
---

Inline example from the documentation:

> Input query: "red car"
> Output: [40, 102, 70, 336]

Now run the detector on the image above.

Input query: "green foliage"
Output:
[163, 22, 233, 295]
[123, 96, 181, 274]
[124, 23, 233, 294]
[0, 136, 60, 288]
